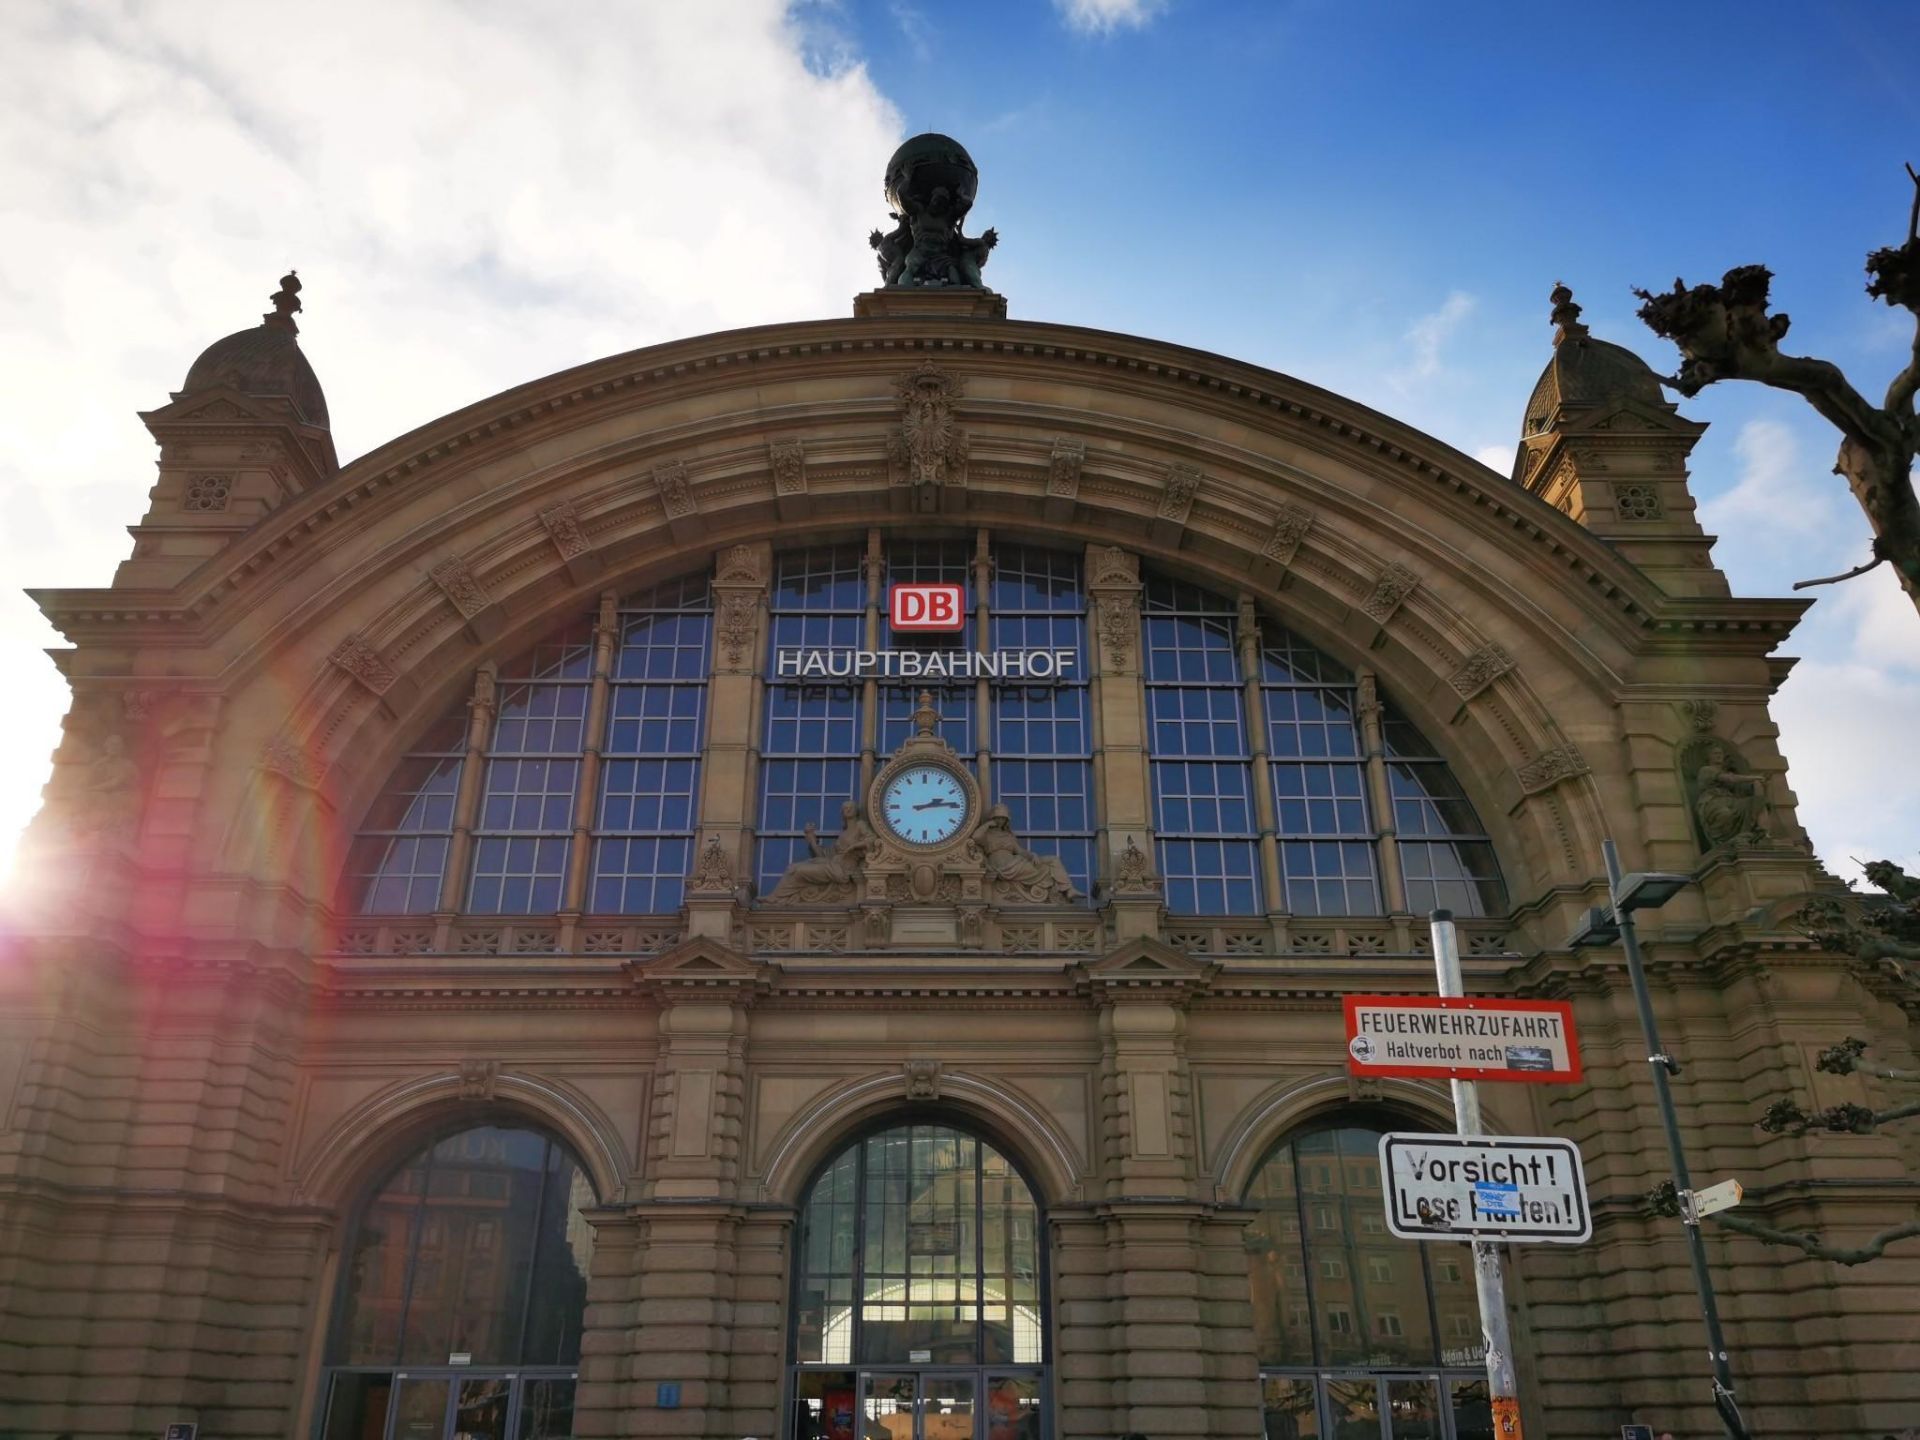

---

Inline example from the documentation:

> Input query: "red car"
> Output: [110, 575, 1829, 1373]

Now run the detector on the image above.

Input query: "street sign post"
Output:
[1344, 995, 1582, 1084]
[1692, 1178, 1744, 1218]
[1379, 1131, 1593, 1243]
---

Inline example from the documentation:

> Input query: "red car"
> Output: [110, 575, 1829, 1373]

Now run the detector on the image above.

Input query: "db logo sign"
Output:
[890, 584, 964, 631]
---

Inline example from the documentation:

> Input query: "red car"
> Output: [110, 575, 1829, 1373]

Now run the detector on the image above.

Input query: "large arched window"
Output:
[319, 1123, 596, 1440]
[343, 575, 712, 916]
[1244, 1121, 1493, 1440]
[1143, 569, 1505, 919]
[788, 1121, 1047, 1440]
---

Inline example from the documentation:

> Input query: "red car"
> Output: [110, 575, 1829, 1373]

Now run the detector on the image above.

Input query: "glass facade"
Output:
[1144, 576, 1262, 914]
[320, 1124, 594, 1440]
[759, 545, 868, 896]
[789, 1122, 1046, 1440]
[343, 539, 1502, 924]
[1245, 1124, 1493, 1440]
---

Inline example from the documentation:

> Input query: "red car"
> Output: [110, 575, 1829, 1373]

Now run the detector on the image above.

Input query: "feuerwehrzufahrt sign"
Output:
[1379, 1133, 1592, 1243]
[1344, 995, 1582, 1084]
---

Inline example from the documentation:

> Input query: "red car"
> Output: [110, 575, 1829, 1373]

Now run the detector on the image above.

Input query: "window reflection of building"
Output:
[1245, 1121, 1493, 1440]
[318, 1124, 595, 1440]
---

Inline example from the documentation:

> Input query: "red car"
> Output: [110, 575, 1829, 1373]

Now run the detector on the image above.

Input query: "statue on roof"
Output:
[869, 133, 998, 289]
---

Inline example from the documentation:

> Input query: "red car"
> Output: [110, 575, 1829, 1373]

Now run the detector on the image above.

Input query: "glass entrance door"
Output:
[791, 1368, 1040, 1440]
[1259, 1373, 1491, 1440]
[318, 1369, 577, 1440]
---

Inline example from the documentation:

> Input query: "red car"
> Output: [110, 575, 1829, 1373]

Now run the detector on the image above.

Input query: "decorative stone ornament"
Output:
[1516, 743, 1590, 794]
[328, 633, 398, 696]
[689, 835, 738, 895]
[1449, 643, 1516, 701]
[887, 362, 968, 507]
[1109, 836, 1162, 896]
[1362, 562, 1420, 624]
[1261, 503, 1313, 567]
[428, 554, 490, 619]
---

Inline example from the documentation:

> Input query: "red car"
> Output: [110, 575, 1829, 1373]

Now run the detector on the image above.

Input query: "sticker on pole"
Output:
[1345, 995, 1582, 1084]
[1379, 1132, 1592, 1243]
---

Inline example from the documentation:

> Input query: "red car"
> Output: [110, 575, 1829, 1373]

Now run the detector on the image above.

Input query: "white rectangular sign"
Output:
[1692, 1178, 1743, 1218]
[1379, 1132, 1592, 1243]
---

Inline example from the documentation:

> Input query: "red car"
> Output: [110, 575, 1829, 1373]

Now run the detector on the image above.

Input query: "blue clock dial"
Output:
[881, 764, 970, 845]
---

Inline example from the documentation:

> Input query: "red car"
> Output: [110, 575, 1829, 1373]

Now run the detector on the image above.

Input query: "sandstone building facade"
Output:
[2, 252, 1917, 1440]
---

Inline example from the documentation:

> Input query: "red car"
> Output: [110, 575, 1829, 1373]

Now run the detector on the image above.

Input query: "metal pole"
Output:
[1430, 908, 1524, 1440]
[1602, 838, 1751, 1440]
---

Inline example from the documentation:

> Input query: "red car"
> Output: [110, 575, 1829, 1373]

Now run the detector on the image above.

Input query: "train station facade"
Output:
[3, 164, 1918, 1440]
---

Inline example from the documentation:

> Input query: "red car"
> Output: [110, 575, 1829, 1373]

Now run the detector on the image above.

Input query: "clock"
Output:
[879, 763, 972, 846]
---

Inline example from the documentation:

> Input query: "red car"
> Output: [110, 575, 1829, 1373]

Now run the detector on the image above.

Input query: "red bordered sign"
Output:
[889, 584, 965, 631]
[1344, 995, 1582, 1084]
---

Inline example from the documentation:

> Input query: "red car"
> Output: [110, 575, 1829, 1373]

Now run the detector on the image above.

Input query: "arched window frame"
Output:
[1243, 1113, 1495, 1440]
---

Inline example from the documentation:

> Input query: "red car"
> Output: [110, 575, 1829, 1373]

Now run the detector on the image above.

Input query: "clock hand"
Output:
[912, 798, 960, 811]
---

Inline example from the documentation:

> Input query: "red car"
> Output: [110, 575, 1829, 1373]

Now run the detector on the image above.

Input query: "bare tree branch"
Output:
[1878, 162, 1920, 416]
[1794, 549, 1887, 590]
[1636, 169, 1920, 618]
[1708, 1210, 1920, 1266]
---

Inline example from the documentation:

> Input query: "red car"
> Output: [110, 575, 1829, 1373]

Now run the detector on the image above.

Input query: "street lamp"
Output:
[1567, 838, 1752, 1440]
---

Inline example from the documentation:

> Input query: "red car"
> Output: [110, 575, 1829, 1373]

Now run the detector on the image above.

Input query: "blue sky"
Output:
[1, 0, 1917, 883]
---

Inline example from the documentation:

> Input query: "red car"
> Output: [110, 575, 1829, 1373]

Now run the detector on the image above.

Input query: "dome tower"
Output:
[1511, 284, 1725, 597]
[116, 273, 340, 587]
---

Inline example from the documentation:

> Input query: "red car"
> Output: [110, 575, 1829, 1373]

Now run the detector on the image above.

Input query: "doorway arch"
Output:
[1245, 1115, 1495, 1440]
[786, 1117, 1048, 1440]
[316, 1121, 596, 1440]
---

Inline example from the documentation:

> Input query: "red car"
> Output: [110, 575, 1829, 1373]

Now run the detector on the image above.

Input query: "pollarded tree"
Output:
[1647, 866, 1920, 1264]
[1634, 166, 1920, 614]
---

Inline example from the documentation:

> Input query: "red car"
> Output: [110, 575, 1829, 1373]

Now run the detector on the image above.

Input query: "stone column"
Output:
[1086, 545, 1154, 927]
[1075, 957, 1263, 1438]
[704, 543, 771, 907]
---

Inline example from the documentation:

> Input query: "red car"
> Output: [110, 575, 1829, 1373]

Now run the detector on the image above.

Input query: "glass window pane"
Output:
[454, 1376, 512, 1440]
[389, 1377, 452, 1440]
[1448, 1377, 1494, 1440]
[924, 1375, 975, 1440]
[791, 1369, 858, 1440]
[1259, 1376, 1321, 1440]
[1386, 1377, 1441, 1440]
[987, 1375, 1044, 1440]
[1323, 1378, 1382, 1438]
[864, 1373, 918, 1440]
[321, 1373, 394, 1440]
[515, 1378, 578, 1440]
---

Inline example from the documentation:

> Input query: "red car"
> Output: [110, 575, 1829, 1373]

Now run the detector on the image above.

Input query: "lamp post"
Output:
[1567, 838, 1752, 1440]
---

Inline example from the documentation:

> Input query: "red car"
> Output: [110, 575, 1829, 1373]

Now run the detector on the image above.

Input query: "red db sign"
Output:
[890, 584, 964, 631]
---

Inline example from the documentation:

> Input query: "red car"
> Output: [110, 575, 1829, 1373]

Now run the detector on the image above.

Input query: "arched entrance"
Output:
[787, 1120, 1048, 1440]
[317, 1123, 596, 1440]
[1245, 1119, 1494, 1440]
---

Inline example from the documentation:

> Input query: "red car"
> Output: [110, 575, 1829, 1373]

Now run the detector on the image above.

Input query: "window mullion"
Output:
[860, 530, 882, 796]
[1238, 596, 1284, 919]
[1355, 667, 1408, 913]
[439, 661, 500, 915]
[973, 529, 992, 799]
[562, 591, 619, 917]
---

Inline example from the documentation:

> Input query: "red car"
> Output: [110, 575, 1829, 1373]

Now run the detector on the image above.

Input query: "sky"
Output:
[2, 0, 1918, 888]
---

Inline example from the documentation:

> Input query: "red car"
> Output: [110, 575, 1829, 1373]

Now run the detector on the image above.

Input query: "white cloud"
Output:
[0, 1, 903, 880]
[1474, 443, 1514, 477]
[1054, 0, 1168, 35]
[1698, 418, 1858, 588]
[1395, 291, 1476, 386]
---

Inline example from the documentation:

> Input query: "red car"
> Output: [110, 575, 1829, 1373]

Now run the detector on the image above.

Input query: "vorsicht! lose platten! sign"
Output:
[1344, 995, 1582, 1084]
[1379, 1133, 1593, 1243]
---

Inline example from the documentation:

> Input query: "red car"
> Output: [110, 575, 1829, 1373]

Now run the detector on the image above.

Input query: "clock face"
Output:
[880, 763, 971, 846]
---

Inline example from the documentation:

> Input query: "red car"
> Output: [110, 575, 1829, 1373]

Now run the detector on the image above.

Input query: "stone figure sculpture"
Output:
[971, 805, 1079, 903]
[1692, 741, 1772, 849]
[869, 133, 998, 289]
[766, 801, 875, 902]
[76, 733, 141, 836]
